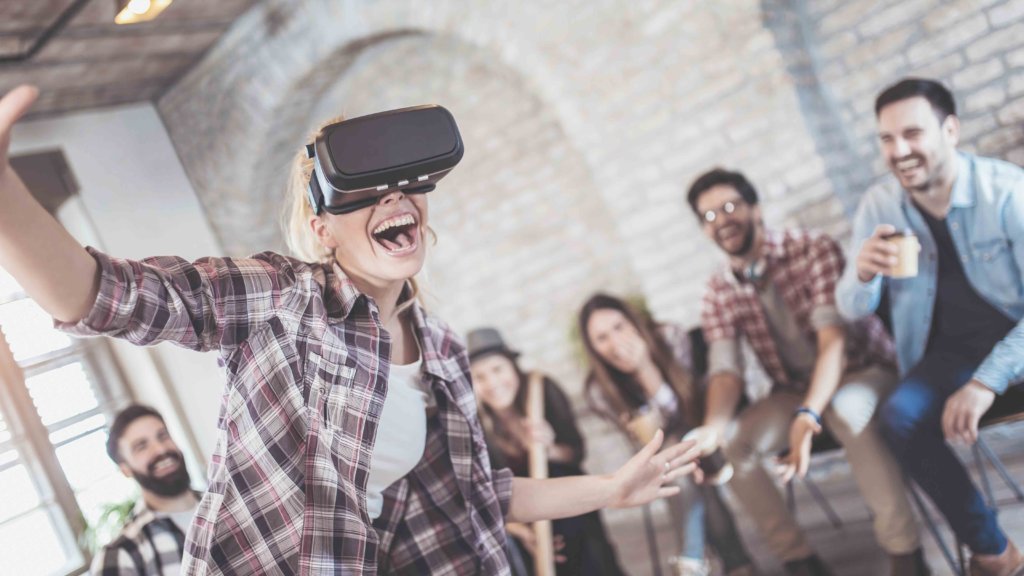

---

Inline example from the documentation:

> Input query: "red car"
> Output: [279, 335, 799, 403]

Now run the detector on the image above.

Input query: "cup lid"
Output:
[883, 228, 916, 239]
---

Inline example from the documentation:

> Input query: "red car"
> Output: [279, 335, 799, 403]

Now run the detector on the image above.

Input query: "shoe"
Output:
[890, 548, 931, 576]
[667, 555, 711, 576]
[784, 554, 832, 576]
[970, 540, 1024, 576]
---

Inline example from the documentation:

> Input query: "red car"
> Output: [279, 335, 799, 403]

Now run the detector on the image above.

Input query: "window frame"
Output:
[0, 298, 132, 576]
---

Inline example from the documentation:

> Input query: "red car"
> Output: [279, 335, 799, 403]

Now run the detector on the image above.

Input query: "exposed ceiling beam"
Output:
[0, 0, 93, 64]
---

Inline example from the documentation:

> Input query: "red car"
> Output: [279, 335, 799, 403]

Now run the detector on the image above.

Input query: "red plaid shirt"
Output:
[62, 249, 513, 575]
[700, 229, 894, 390]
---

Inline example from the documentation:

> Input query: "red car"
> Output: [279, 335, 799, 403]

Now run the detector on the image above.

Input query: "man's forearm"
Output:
[836, 265, 883, 321]
[801, 327, 846, 414]
[506, 475, 616, 523]
[704, 371, 744, 431]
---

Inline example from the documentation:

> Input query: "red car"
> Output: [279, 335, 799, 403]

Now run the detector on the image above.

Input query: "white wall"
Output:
[11, 103, 226, 469]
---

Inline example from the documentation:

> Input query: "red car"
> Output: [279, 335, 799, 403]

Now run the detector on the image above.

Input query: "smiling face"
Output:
[470, 353, 521, 411]
[694, 184, 758, 257]
[312, 191, 428, 292]
[877, 96, 959, 194]
[117, 415, 191, 498]
[585, 308, 650, 374]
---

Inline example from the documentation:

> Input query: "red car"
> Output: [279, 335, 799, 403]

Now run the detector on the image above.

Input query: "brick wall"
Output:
[799, 0, 1024, 212]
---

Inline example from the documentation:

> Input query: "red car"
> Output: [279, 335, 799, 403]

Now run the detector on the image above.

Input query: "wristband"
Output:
[794, 406, 822, 427]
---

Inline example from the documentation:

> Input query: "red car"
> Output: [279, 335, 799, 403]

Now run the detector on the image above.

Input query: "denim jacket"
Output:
[836, 152, 1024, 393]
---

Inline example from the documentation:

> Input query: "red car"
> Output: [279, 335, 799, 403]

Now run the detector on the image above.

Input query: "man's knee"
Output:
[826, 385, 880, 439]
[879, 392, 917, 449]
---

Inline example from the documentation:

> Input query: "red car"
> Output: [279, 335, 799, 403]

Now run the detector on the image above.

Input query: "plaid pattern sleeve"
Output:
[701, 278, 738, 344]
[805, 233, 845, 310]
[491, 466, 514, 517]
[60, 247, 296, 354]
[62, 249, 513, 574]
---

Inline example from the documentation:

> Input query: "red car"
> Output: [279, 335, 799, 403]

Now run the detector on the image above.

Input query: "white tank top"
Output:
[365, 356, 431, 519]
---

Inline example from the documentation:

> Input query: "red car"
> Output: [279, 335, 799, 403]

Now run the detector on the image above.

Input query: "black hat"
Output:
[466, 327, 519, 363]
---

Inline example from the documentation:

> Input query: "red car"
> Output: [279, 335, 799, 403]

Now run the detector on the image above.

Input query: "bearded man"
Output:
[92, 404, 200, 575]
[689, 168, 925, 576]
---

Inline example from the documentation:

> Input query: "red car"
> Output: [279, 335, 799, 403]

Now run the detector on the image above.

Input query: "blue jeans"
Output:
[680, 484, 706, 560]
[675, 480, 751, 571]
[880, 352, 1008, 555]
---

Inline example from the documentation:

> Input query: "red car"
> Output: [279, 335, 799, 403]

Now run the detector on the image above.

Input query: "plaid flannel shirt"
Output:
[90, 499, 187, 576]
[700, 229, 895, 390]
[62, 248, 513, 575]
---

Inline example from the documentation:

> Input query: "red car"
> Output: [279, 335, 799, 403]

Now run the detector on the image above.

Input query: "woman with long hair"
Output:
[467, 326, 626, 576]
[579, 293, 756, 576]
[0, 86, 698, 574]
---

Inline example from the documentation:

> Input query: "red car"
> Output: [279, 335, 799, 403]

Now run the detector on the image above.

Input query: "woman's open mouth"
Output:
[371, 212, 420, 256]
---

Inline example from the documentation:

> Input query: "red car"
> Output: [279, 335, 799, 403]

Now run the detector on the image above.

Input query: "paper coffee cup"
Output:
[627, 407, 662, 446]
[884, 230, 920, 278]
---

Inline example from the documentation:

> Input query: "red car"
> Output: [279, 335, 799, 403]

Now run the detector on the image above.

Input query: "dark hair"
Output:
[686, 168, 759, 216]
[473, 350, 536, 460]
[875, 77, 956, 120]
[578, 293, 697, 426]
[106, 404, 165, 464]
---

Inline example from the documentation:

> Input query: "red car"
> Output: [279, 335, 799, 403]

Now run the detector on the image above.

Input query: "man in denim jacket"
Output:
[836, 77, 1024, 576]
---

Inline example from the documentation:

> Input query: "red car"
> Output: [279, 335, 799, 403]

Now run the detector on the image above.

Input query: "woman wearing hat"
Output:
[468, 327, 626, 576]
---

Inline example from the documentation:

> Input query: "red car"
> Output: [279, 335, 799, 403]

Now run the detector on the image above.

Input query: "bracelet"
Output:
[794, 407, 822, 427]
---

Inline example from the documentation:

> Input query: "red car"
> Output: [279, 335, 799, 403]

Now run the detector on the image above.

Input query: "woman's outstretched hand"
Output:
[0, 84, 100, 324]
[608, 429, 698, 509]
[0, 86, 39, 172]
[507, 431, 699, 523]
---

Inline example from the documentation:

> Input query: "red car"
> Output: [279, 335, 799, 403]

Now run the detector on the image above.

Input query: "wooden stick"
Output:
[526, 372, 556, 576]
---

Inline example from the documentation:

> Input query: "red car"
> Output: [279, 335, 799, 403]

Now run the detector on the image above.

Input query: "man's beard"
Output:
[719, 221, 756, 257]
[892, 152, 943, 194]
[130, 451, 191, 497]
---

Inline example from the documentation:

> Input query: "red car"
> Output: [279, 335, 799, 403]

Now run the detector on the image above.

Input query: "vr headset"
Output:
[306, 105, 464, 215]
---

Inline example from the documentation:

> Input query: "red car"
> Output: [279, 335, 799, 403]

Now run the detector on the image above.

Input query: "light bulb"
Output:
[127, 0, 151, 15]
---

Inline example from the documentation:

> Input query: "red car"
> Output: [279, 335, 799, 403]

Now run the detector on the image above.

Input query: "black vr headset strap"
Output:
[306, 172, 324, 215]
[305, 143, 324, 215]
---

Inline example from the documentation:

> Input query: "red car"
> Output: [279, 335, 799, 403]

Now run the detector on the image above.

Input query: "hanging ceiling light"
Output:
[114, 0, 174, 25]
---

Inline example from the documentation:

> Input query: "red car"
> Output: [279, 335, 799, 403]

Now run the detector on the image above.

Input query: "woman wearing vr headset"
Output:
[0, 85, 698, 575]
[579, 293, 757, 576]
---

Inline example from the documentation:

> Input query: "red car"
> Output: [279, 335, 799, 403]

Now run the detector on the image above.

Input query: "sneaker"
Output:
[668, 555, 711, 576]
[970, 540, 1024, 576]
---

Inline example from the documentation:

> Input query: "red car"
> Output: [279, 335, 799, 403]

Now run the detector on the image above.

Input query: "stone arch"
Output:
[158, 0, 609, 259]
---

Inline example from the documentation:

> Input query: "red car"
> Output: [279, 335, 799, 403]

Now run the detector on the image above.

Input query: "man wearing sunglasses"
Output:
[687, 168, 925, 576]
